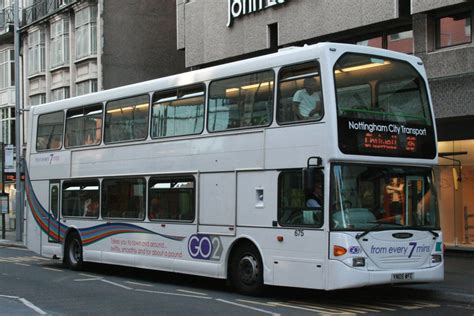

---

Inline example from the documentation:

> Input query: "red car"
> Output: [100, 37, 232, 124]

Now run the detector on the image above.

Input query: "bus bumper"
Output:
[326, 259, 444, 290]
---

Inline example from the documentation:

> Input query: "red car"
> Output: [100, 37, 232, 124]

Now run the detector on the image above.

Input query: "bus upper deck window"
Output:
[277, 61, 324, 124]
[36, 111, 65, 151]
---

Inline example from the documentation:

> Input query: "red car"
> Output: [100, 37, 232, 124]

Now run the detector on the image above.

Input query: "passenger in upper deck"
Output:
[292, 77, 323, 120]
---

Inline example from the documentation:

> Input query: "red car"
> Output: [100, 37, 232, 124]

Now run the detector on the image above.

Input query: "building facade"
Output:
[177, 0, 474, 249]
[0, 0, 185, 232]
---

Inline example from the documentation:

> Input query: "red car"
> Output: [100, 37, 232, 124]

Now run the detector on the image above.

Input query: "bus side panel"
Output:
[26, 180, 49, 256]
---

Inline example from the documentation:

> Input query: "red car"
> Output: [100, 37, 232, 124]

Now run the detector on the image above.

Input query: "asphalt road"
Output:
[0, 246, 473, 315]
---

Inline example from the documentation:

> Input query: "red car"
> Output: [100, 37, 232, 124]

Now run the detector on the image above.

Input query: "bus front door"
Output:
[48, 181, 61, 243]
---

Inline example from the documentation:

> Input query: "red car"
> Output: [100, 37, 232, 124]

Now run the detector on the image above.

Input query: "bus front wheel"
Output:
[65, 232, 83, 271]
[230, 244, 263, 295]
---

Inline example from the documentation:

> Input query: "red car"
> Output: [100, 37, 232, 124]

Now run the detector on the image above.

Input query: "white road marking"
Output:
[135, 288, 212, 300]
[176, 289, 208, 296]
[0, 295, 47, 315]
[74, 278, 100, 282]
[287, 301, 356, 314]
[18, 298, 47, 315]
[125, 281, 153, 287]
[269, 301, 336, 314]
[100, 279, 133, 290]
[80, 273, 99, 278]
[216, 299, 280, 316]
[42, 267, 63, 272]
[236, 299, 275, 307]
[14, 263, 30, 267]
[0, 294, 19, 299]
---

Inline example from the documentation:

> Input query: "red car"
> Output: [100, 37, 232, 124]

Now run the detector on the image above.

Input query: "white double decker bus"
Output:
[25, 43, 443, 294]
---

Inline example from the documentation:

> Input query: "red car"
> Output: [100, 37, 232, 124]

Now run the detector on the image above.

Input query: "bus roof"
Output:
[30, 42, 423, 115]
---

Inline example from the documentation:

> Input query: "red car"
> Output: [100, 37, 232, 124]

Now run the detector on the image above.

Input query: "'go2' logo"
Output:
[187, 234, 223, 261]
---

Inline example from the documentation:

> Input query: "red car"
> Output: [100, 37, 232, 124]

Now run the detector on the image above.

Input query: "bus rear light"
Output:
[333, 245, 347, 257]
[277, 236, 284, 242]
[431, 254, 442, 263]
[352, 257, 365, 267]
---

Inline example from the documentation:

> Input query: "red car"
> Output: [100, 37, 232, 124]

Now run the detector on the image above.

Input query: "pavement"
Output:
[0, 229, 24, 248]
[1, 229, 474, 306]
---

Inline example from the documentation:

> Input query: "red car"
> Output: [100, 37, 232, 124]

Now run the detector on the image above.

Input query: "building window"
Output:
[28, 29, 45, 76]
[76, 79, 97, 96]
[357, 36, 383, 48]
[0, 49, 13, 90]
[356, 30, 414, 54]
[436, 13, 472, 48]
[50, 18, 70, 68]
[0, 107, 14, 144]
[387, 30, 413, 54]
[51, 87, 70, 102]
[30, 93, 46, 106]
[75, 6, 97, 60]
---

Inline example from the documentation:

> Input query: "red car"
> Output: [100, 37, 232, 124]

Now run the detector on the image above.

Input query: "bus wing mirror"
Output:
[304, 156, 324, 193]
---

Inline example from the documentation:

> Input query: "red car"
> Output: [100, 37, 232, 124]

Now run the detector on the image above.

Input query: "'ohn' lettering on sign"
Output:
[227, 0, 287, 27]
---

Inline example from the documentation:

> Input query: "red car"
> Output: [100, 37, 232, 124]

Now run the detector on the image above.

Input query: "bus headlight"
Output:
[431, 254, 442, 263]
[352, 257, 365, 267]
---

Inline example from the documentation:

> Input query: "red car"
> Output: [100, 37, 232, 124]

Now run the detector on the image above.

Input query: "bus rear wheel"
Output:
[230, 244, 263, 295]
[65, 233, 83, 271]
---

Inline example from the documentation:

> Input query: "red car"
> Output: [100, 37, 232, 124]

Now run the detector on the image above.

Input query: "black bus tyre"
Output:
[230, 244, 264, 295]
[65, 233, 83, 271]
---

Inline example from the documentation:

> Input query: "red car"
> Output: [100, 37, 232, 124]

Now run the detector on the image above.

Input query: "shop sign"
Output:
[227, 0, 288, 27]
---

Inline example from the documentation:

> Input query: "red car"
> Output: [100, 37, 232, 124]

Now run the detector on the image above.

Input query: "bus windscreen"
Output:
[334, 53, 436, 159]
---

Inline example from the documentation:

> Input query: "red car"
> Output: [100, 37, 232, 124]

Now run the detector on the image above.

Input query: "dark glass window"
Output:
[148, 177, 195, 221]
[62, 180, 100, 218]
[277, 61, 323, 124]
[151, 85, 204, 138]
[36, 111, 64, 151]
[104, 95, 149, 143]
[387, 30, 413, 54]
[208, 71, 274, 132]
[334, 53, 436, 159]
[278, 170, 323, 227]
[102, 178, 146, 219]
[437, 13, 472, 48]
[65, 104, 102, 147]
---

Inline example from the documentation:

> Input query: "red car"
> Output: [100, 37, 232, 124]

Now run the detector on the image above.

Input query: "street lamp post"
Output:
[14, 0, 23, 242]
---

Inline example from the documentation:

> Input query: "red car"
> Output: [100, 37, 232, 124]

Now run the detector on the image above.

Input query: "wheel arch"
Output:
[226, 235, 265, 281]
[62, 226, 82, 257]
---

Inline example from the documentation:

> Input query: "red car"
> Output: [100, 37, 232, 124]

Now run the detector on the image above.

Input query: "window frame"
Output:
[276, 60, 325, 125]
[277, 169, 324, 228]
[148, 175, 196, 223]
[101, 176, 147, 221]
[36, 110, 65, 152]
[65, 103, 103, 149]
[27, 28, 46, 76]
[207, 69, 275, 133]
[104, 93, 150, 144]
[435, 11, 472, 49]
[150, 83, 206, 139]
[50, 18, 70, 69]
[61, 178, 100, 219]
